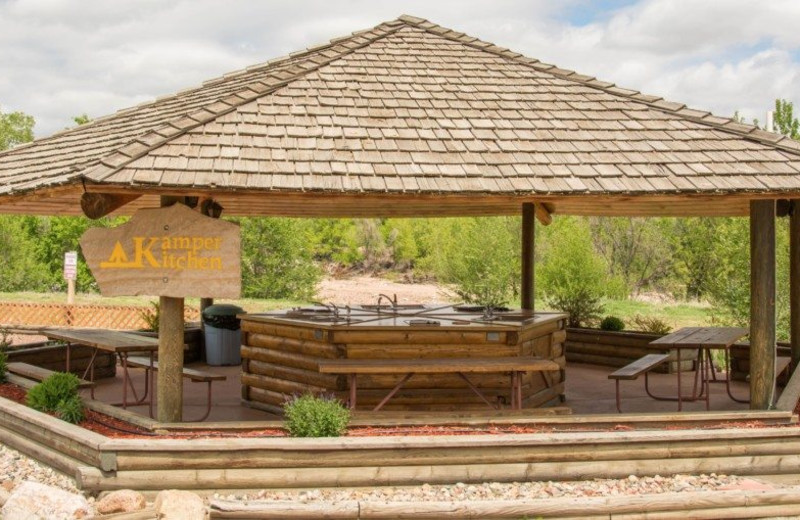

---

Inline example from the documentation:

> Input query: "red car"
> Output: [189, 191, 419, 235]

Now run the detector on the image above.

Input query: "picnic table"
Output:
[41, 328, 158, 409]
[649, 327, 749, 410]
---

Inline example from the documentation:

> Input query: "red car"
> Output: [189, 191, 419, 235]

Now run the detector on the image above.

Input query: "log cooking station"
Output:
[239, 302, 567, 413]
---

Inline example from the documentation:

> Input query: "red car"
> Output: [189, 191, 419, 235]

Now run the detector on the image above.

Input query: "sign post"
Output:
[63, 251, 78, 304]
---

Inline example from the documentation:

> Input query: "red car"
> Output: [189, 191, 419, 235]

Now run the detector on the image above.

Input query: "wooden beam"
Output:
[521, 202, 535, 311]
[750, 199, 777, 410]
[791, 200, 800, 370]
[80, 193, 141, 219]
[533, 202, 552, 225]
[157, 196, 186, 422]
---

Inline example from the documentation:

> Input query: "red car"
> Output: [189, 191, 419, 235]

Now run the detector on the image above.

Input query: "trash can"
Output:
[202, 304, 244, 366]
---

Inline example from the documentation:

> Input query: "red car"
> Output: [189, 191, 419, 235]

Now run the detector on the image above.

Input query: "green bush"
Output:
[138, 301, 160, 332]
[631, 315, 672, 335]
[27, 372, 81, 413]
[55, 395, 85, 424]
[283, 393, 350, 437]
[0, 350, 7, 384]
[600, 316, 625, 331]
[538, 218, 611, 327]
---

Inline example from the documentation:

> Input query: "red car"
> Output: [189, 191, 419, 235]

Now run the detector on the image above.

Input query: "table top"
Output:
[649, 327, 748, 349]
[42, 328, 158, 353]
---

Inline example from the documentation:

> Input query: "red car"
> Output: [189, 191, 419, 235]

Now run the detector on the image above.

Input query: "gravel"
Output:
[219, 473, 756, 504]
[0, 443, 83, 496]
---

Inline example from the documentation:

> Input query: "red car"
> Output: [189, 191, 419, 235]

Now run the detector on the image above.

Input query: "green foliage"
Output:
[55, 395, 85, 424]
[283, 393, 350, 437]
[538, 218, 611, 327]
[600, 316, 625, 331]
[72, 114, 91, 126]
[27, 372, 81, 413]
[773, 99, 799, 139]
[309, 219, 362, 266]
[426, 217, 520, 308]
[707, 217, 791, 341]
[0, 216, 50, 292]
[139, 301, 160, 332]
[0, 350, 7, 384]
[670, 218, 721, 299]
[631, 314, 672, 335]
[0, 106, 34, 150]
[240, 217, 321, 300]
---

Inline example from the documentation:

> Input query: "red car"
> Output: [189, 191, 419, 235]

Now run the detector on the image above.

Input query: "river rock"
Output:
[1, 481, 90, 519]
[154, 489, 206, 519]
[95, 489, 146, 514]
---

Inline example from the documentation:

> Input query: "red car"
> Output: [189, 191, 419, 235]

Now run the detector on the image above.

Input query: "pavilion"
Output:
[0, 15, 798, 421]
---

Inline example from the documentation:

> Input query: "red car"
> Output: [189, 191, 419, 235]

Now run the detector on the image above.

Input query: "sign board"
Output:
[63, 251, 78, 281]
[80, 204, 241, 298]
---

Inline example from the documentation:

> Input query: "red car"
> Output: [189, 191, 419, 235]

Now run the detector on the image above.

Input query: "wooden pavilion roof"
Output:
[1, 15, 799, 218]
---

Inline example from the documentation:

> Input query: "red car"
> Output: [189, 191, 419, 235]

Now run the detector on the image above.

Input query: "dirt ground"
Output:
[316, 275, 455, 306]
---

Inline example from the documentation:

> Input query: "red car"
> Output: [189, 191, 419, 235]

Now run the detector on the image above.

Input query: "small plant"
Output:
[139, 301, 160, 332]
[631, 314, 672, 335]
[283, 393, 350, 438]
[0, 350, 7, 384]
[0, 327, 10, 349]
[27, 372, 81, 413]
[600, 316, 625, 332]
[55, 395, 85, 424]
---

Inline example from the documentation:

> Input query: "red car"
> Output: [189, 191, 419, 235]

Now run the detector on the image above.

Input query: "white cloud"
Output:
[0, 0, 797, 136]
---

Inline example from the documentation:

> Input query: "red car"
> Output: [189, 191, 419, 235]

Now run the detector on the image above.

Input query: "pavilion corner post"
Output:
[521, 202, 536, 311]
[157, 196, 185, 422]
[790, 200, 800, 369]
[750, 199, 777, 410]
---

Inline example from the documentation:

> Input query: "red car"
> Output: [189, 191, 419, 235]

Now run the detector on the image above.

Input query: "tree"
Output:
[0, 106, 34, 151]
[773, 99, 799, 139]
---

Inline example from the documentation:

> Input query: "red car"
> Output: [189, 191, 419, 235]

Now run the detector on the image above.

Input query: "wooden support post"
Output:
[791, 201, 800, 369]
[521, 203, 535, 311]
[158, 196, 185, 422]
[750, 200, 776, 410]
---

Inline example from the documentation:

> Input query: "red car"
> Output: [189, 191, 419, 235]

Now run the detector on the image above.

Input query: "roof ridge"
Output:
[85, 20, 407, 184]
[398, 15, 800, 157]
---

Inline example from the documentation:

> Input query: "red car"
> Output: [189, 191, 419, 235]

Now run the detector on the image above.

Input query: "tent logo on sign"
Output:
[100, 237, 224, 271]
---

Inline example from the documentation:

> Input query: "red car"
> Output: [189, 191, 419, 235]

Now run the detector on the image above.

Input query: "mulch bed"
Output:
[0, 382, 795, 440]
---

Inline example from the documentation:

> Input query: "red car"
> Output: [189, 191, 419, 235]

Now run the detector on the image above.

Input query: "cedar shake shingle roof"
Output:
[1, 14, 800, 217]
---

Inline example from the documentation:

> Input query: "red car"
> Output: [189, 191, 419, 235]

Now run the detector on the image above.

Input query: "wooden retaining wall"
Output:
[241, 318, 566, 414]
[0, 393, 798, 494]
[566, 328, 696, 373]
[8, 343, 116, 379]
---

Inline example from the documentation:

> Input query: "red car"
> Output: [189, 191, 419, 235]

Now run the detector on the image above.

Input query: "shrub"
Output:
[600, 316, 625, 332]
[538, 218, 611, 327]
[55, 395, 85, 424]
[0, 350, 7, 384]
[283, 393, 350, 437]
[631, 315, 672, 335]
[138, 301, 160, 332]
[27, 372, 81, 413]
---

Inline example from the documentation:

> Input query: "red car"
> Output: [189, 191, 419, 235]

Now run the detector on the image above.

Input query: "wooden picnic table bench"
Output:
[319, 356, 560, 411]
[126, 356, 226, 422]
[608, 353, 670, 413]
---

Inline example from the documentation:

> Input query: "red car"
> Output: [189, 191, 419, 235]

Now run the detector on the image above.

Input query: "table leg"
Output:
[677, 349, 682, 411]
[148, 351, 155, 418]
[725, 348, 750, 403]
[348, 374, 357, 410]
[515, 372, 523, 410]
[122, 355, 128, 409]
[374, 373, 415, 411]
[65, 343, 71, 374]
[704, 349, 710, 411]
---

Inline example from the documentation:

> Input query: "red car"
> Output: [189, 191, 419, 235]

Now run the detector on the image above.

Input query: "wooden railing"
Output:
[0, 302, 199, 330]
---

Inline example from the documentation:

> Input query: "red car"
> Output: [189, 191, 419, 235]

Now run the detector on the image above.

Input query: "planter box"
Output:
[729, 341, 792, 385]
[6, 343, 116, 380]
[131, 326, 203, 363]
[566, 328, 697, 373]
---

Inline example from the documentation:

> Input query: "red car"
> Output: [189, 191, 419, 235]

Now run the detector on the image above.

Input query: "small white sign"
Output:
[64, 251, 78, 280]
[64, 251, 78, 266]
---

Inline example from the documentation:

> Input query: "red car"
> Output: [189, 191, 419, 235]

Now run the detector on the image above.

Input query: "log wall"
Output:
[240, 317, 566, 414]
[8, 343, 116, 379]
[565, 328, 697, 373]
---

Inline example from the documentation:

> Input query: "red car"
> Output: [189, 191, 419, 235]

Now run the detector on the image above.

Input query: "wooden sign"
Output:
[80, 204, 241, 298]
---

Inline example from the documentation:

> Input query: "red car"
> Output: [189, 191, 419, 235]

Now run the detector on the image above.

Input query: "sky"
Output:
[0, 0, 798, 137]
